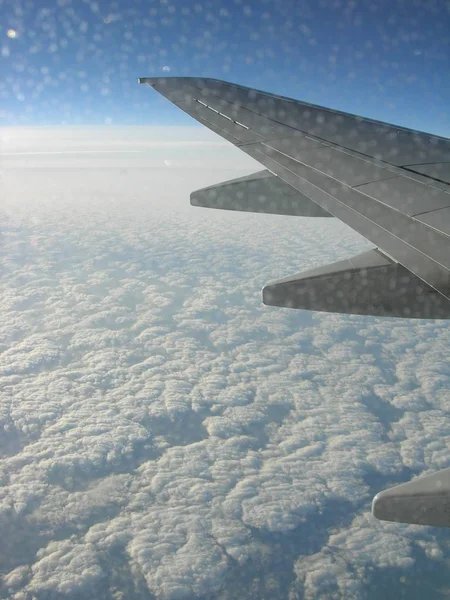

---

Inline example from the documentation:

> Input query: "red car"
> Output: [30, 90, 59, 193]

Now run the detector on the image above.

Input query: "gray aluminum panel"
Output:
[240, 144, 450, 296]
[191, 170, 332, 217]
[188, 93, 294, 140]
[270, 249, 392, 284]
[183, 79, 450, 167]
[263, 250, 450, 319]
[193, 115, 242, 145]
[385, 166, 450, 193]
[176, 101, 262, 144]
[253, 143, 450, 272]
[154, 78, 292, 139]
[416, 207, 450, 237]
[357, 176, 450, 217]
[373, 467, 450, 526]
[405, 163, 450, 185]
[262, 135, 328, 161]
[264, 142, 394, 187]
[198, 82, 401, 157]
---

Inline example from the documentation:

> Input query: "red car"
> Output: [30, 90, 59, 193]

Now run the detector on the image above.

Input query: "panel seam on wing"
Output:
[246, 146, 450, 297]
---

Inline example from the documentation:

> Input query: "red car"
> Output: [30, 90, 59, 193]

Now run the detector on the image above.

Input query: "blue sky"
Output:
[2, 0, 450, 134]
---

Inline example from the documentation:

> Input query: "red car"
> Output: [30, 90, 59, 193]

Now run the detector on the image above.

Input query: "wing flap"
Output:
[416, 207, 450, 237]
[263, 138, 395, 187]
[356, 176, 450, 217]
[262, 249, 450, 318]
[190, 170, 332, 217]
[405, 162, 450, 185]
[372, 467, 450, 527]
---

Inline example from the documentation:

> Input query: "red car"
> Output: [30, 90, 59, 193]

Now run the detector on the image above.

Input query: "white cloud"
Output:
[29, 540, 105, 595]
[1, 128, 449, 598]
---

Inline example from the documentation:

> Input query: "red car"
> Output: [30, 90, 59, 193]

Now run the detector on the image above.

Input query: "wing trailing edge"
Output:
[263, 249, 450, 319]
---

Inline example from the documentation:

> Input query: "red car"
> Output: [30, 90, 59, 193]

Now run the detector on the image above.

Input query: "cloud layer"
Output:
[1, 127, 450, 599]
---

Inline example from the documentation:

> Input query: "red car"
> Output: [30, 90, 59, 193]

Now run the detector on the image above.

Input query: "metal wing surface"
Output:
[139, 77, 450, 526]
[139, 77, 450, 320]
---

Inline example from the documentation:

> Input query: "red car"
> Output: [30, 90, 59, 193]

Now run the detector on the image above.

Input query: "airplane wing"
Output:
[139, 77, 450, 320]
[139, 76, 450, 525]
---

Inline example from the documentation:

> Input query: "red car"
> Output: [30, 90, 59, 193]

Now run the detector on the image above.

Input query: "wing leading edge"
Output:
[140, 77, 450, 526]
